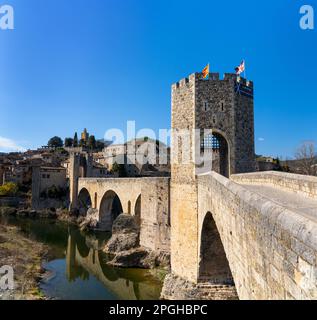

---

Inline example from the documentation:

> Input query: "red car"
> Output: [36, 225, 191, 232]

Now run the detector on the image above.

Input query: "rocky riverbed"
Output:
[0, 223, 49, 300]
[0, 207, 169, 300]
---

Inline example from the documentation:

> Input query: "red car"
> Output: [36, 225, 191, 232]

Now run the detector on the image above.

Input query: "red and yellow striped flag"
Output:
[202, 64, 210, 79]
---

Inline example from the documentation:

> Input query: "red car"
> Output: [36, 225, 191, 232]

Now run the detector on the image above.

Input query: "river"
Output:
[0, 216, 164, 300]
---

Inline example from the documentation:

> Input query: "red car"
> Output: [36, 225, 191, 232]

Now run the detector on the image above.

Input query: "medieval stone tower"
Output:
[170, 72, 255, 283]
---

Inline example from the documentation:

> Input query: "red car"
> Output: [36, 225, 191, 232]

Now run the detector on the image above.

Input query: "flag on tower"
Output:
[202, 64, 210, 80]
[235, 60, 245, 75]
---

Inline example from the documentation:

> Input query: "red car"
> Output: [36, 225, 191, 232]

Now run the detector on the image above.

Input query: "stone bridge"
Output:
[68, 72, 317, 300]
[77, 177, 170, 252]
[163, 171, 317, 300]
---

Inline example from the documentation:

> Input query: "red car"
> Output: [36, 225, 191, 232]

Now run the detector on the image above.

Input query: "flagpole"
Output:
[244, 60, 246, 80]
[208, 62, 210, 79]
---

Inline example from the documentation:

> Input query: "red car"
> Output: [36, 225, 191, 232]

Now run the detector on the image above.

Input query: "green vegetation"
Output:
[73, 132, 78, 147]
[64, 137, 73, 147]
[111, 162, 127, 177]
[48, 136, 63, 148]
[0, 182, 19, 196]
[88, 135, 96, 149]
[63, 130, 105, 151]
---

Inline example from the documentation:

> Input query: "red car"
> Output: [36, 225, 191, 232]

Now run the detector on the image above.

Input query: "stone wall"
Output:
[140, 178, 170, 252]
[38, 167, 66, 191]
[77, 177, 170, 252]
[197, 172, 317, 300]
[194, 72, 255, 175]
[169, 72, 256, 284]
[231, 171, 317, 199]
[170, 73, 199, 282]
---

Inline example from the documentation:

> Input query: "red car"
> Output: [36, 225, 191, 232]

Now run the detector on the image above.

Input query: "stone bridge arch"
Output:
[77, 178, 145, 231]
[199, 211, 234, 285]
[77, 177, 170, 251]
[99, 190, 123, 231]
[78, 187, 92, 216]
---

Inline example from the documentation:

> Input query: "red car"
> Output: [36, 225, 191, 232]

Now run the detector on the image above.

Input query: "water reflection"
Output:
[64, 227, 163, 300]
[0, 216, 163, 300]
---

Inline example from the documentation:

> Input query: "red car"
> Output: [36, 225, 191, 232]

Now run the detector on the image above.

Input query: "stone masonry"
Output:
[69, 71, 317, 300]
[77, 177, 170, 252]
[170, 72, 255, 284]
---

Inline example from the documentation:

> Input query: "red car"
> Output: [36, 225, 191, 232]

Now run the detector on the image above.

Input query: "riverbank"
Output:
[0, 215, 165, 300]
[0, 223, 49, 300]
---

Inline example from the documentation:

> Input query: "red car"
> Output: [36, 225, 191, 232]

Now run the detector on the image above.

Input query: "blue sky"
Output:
[0, 0, 316, 158]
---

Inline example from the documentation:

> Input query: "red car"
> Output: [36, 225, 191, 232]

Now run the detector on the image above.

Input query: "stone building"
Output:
[170, 72, 255, 284]
[38, 167, 67, 191]
[104, 138, 170, 177]
[32, 166, 67, 209]
[62, 155, 109, 179]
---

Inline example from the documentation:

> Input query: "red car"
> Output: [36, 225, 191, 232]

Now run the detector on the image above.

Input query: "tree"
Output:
[48, 136, 63, 148]
[64, 137, 73, 148]
[79, 138, 85, 147]
[88, 135, 96, 149]
[0, 182, 18, 196]
[111, 162, 126, 177]
[73, 132, 78, 147]
[95, 140, 105, 151]
[295, 141, 317, 176]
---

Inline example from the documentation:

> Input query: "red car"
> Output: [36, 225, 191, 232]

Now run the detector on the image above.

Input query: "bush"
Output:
[0, 182, 19, 196]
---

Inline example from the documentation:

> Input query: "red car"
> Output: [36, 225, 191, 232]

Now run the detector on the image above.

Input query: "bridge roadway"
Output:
[241, 184, 317, 223]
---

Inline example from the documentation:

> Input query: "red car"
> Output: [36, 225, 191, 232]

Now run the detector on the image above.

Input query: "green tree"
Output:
[73, 132, 78, 147]
[0, 182, 19, 196]
[64, 137, 73, 147]
[79, 138, 85, 147]
[88, 135, 96, 149]
[111, 162, 126, 177]
[48, 136, 63, 148]
[95, 140, 105, 151]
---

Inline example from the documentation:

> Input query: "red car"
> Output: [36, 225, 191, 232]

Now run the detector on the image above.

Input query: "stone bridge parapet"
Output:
[231, 171, 317, 199]
[196, 172, 317, 300]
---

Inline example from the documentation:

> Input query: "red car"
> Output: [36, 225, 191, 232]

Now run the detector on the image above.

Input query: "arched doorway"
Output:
[134, 195, 141, 227]
[99, 190, 123, 231]
[201, 131, 229, 177]
[78, 188, 92, 216]
[199, 212, 234, 285]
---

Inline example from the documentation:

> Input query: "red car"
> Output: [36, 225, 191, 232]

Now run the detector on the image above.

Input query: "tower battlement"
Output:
[172, 72, 253, 91]
[171, 70, 255, 178]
